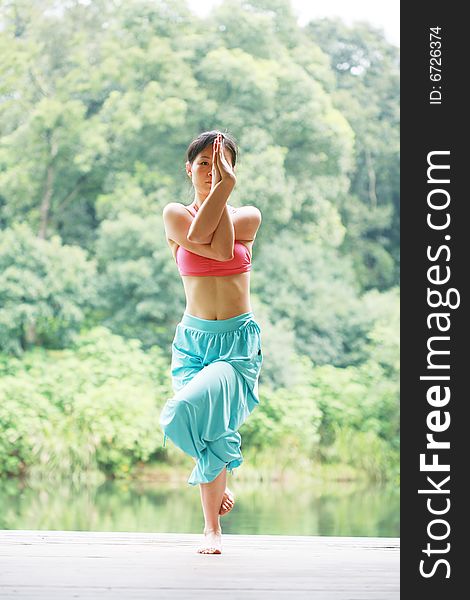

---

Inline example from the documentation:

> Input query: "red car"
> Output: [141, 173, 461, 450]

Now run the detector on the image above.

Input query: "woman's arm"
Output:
[191, 206, 262, 245]
[211, 206, 262, 259]
[163, 203, 233, 261]
[230, 206, 262, 241]
[209, 204, 235, 260]
[187, 178, 234, 242]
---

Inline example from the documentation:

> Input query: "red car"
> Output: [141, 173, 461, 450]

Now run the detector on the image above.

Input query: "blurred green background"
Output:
[0, 0, 399, 534]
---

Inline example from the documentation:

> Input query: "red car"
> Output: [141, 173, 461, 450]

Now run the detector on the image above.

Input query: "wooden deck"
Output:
[0, 530, 399, 599]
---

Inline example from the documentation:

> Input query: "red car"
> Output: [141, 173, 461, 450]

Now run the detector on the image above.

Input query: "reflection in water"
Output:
[0, 476, 399, 537]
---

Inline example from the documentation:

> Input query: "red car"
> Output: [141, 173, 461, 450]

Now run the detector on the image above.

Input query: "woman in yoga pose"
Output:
[159, 130, 263, 554]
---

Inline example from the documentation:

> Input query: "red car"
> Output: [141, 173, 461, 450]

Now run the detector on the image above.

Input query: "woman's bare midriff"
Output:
[181, 271, 252, 320]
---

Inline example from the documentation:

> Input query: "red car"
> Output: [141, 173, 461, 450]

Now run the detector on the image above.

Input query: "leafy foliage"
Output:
[0, 328, 171, 478]
[0, 223, 96, 354]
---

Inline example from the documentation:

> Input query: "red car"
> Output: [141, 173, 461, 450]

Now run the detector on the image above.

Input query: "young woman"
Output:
[159, 130, 263, 554]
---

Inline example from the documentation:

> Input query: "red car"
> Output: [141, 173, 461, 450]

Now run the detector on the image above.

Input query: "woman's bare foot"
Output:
[197, 527, 222, 554]
[219, 487, 235, 516]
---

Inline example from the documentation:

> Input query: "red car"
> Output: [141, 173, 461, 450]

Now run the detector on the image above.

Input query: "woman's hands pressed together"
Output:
[210, 134, 222, 192]
[212, 133, 236, 190]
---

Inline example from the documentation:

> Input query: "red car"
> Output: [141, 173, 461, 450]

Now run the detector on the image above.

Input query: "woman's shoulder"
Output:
[230, 205, 262, 224]
[162, 202, 194, 219]
[162, 202, 188, 212]
[228, 204, 262, 217]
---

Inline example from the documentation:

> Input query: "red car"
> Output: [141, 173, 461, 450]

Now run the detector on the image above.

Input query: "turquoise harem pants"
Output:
[159, 311, 263, 486]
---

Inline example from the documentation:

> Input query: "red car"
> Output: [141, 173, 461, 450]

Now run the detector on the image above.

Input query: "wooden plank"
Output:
[0, 530, 399, 599]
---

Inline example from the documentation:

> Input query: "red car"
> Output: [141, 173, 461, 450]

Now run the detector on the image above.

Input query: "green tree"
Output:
[305, 18, 400, 289]
[0, 223, 96, 355]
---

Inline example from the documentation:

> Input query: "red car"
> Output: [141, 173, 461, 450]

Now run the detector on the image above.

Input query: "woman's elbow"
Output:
[187, 230, 204, 243]
[218, 246, 234, 261]
[217, 249, 234, 261]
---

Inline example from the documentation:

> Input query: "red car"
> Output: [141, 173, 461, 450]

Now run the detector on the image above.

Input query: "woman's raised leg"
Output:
[160, 360, 248, 485]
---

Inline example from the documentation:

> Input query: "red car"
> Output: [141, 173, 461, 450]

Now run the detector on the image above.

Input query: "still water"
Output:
[0, 476, 399, 537]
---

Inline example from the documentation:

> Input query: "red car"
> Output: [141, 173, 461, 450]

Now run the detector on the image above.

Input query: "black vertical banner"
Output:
[401, 1, 466, 596]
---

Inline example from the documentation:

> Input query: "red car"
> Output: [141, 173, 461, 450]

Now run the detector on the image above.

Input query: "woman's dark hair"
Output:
[186, 130, 238, 167]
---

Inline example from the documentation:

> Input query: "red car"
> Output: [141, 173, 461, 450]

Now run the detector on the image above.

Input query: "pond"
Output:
[0, 475, 399, 538]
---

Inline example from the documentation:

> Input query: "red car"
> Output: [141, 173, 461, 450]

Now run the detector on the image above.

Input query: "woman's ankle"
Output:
[204, 525, 222, 535]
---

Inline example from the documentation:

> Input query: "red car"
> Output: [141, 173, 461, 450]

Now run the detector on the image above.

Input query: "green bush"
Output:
[240, 361, 323, 469]
[0, 327, 172, 479]
[329, 425, 399, 482]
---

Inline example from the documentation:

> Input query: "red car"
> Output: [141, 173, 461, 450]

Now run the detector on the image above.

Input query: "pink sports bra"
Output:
[175, 204, 252, 277]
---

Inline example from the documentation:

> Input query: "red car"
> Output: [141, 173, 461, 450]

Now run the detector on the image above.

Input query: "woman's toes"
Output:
[198, 547, 221, 554]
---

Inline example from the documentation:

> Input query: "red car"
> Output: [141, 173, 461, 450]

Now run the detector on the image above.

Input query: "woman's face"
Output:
[186, 141, 234, 196]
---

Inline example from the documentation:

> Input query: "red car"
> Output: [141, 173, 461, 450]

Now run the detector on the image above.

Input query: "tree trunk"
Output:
[32, 133, 58, 346]
[365, 147, 377, 208]
[24, 322, 37, 347]
[39, 132, 58, 240]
